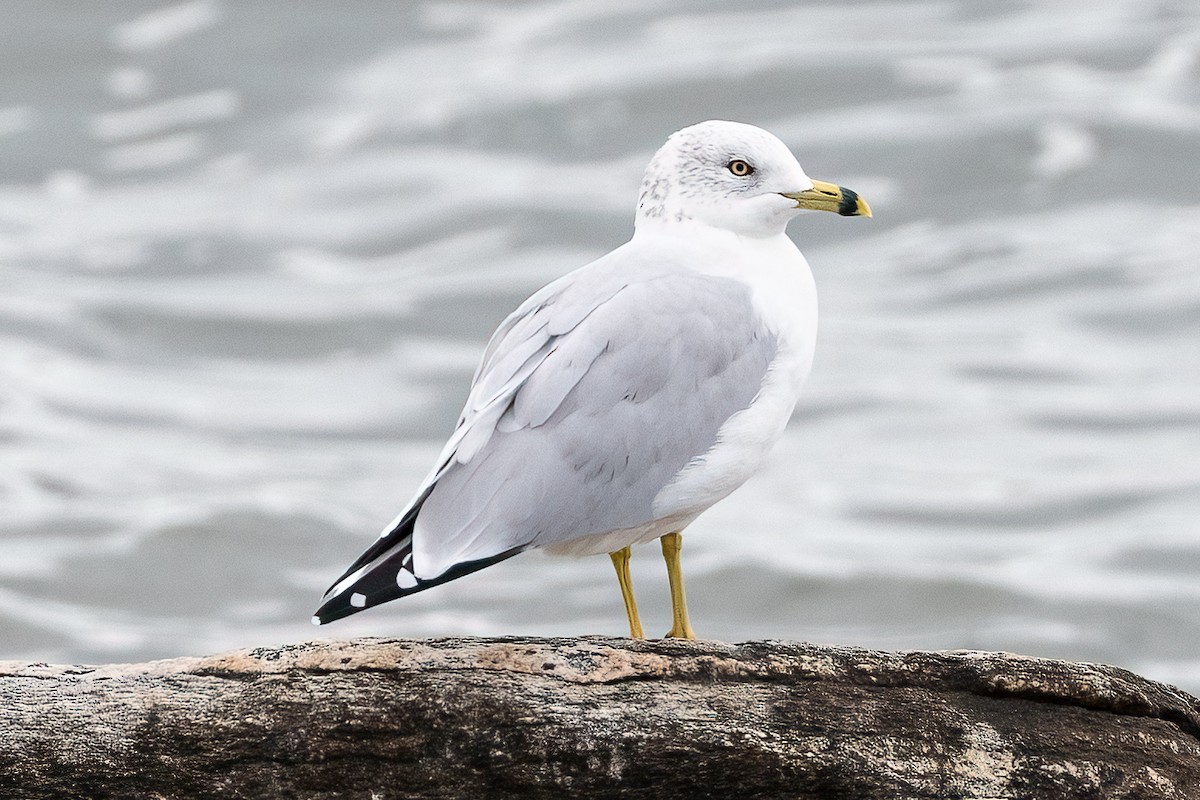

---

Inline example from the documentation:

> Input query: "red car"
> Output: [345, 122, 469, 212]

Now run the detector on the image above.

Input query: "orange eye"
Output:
[728, 159, 754, 177]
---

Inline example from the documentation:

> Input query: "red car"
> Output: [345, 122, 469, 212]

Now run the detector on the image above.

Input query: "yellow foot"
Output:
[664, 623, 696, 640]
[660, 531, 696, 640]
[609, 546, 644, 639]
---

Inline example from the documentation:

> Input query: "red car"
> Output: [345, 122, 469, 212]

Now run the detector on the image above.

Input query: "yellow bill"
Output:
[781, 180, 872, 217]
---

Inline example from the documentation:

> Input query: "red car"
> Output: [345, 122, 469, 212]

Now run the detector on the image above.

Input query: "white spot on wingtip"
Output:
[397, 569, 418, 589]
[311, 616, 322, 626]
[350, 592, 367, 608]
[402, 552, 413, 567]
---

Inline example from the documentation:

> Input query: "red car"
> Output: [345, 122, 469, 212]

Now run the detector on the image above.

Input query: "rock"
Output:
[1, 637, 1197, 799]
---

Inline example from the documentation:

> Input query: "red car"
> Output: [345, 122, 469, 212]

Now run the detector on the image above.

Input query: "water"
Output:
[1, 1, 1198, 694]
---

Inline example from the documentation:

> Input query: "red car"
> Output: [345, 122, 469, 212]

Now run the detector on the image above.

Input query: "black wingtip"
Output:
[312, 598, 362, 626]
[313, 546, 524, 626]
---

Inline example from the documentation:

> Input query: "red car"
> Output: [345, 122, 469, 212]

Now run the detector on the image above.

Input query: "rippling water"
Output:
[1, 0, 1198, 693]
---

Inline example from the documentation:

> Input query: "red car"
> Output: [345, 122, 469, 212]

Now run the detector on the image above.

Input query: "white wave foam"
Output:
[104, 131, 206, 172]
[0, 106, 35, 138]
[110, 0, 223, 53]
[90, 89, 240, 142]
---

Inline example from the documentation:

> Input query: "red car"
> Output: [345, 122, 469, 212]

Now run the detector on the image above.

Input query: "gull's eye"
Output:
[727, 159, 754, 177]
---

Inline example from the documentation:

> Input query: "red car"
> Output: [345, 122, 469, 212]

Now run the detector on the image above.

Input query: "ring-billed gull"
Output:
[314, 120, 870, 638]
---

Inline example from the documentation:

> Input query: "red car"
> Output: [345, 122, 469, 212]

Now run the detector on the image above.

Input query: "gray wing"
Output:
[413, 266, 778, 577]
[316, 247, 654, 618]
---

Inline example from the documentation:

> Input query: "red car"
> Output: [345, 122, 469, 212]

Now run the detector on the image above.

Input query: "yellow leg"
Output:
[609, 546, 644, 639]
[660, 531, 696, 640]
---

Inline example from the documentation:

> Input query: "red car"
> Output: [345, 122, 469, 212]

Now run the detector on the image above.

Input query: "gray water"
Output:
[1, 1, 1198, 694]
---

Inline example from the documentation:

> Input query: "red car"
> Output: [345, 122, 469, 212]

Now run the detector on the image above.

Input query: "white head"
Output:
[635, 120, 869, 238]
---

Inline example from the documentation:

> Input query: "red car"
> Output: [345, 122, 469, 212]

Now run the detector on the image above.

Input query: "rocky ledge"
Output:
[2, 637, 1197, 799]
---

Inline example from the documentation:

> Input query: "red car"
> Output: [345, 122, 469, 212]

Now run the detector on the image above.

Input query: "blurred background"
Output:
[1, 1, 1198, 693]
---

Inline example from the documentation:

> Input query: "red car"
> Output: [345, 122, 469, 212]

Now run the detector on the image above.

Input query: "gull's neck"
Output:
[632, 215, 794, 252]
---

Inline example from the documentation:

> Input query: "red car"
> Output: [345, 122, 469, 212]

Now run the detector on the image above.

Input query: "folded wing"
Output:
[315, 254, 777, 623]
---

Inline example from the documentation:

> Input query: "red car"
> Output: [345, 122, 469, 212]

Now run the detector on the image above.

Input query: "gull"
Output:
[313, 120, 870, 638]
